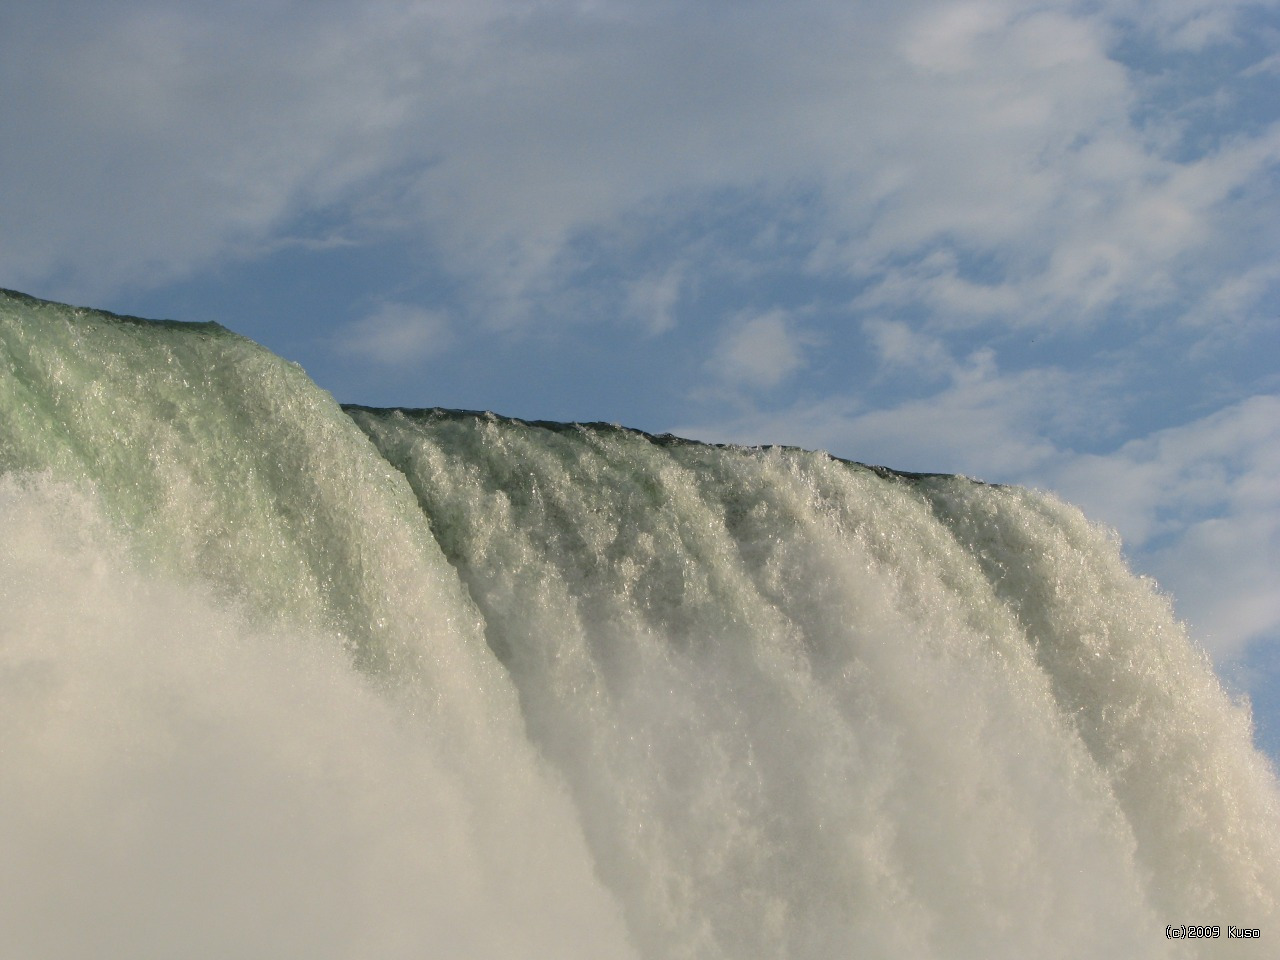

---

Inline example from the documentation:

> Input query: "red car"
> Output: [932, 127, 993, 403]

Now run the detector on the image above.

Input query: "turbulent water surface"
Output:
[2, 288, 1277, 959]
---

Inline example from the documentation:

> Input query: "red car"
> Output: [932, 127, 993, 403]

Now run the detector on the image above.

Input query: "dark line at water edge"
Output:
[0, 287, 230, 336]
[341, 404, 998, 488]
[1, 286, 988, 486]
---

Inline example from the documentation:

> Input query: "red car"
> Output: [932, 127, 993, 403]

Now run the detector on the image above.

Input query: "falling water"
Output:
[2, 289, 1276, 958]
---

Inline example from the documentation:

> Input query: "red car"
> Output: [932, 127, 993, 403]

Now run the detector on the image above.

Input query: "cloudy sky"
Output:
[3, 0, 1279, 754]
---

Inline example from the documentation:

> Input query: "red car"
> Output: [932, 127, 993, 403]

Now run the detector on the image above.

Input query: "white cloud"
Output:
[1101, 0, 1257, 51]
[862, 317, 954, 378]
[0, 2, 418, 298]
[624, 264, 684, 334]
[1243, 52, 1280, 78]
[4, 0, 1278, 339]
[332, 303, 453, 366]
[708, 310, 811, 390]
[679, 348, 1070, 478]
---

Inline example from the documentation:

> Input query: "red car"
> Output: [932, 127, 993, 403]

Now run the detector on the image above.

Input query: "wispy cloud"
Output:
[677, 349, 1072, 478]
[624, 264, 685, 335]
[862, 318, 955, 379]
[331, 303, 452, 367]
[5, 0, 1278, 341]
[708, 310, 812, 391]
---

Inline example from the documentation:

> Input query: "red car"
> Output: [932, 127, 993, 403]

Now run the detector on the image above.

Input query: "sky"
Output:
[2, 0, 1279, 756]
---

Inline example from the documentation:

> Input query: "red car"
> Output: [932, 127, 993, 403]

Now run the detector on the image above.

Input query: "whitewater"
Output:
[1, 288, 1276, 959]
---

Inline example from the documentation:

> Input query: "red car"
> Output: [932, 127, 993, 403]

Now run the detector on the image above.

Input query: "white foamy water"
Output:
[0, 475, 635, 960]
[2, 289, 1277, 958]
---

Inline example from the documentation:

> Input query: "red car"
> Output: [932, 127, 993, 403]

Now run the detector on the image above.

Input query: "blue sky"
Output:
[3, 0, 1279, 755]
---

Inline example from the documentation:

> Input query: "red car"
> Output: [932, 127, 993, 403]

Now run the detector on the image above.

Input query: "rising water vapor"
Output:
[2, 289, 1276, 958]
